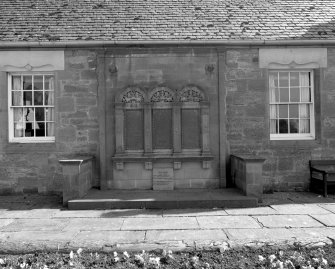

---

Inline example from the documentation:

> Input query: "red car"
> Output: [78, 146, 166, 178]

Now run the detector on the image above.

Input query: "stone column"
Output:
[201, 102, 211, 156]
[173, 102, 182, 154]
[115, 103, 124, 154]
[144, 102, 152, 154]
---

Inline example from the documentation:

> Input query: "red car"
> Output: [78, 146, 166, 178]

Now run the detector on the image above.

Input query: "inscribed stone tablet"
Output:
[125, 110, 144, 150]
[153, 168, 174, 190]
[152, 109, 172, 149]
[182, 109, 200, 149]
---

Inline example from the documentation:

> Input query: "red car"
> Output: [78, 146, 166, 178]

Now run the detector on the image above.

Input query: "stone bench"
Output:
[59, 156, 94, 205]
[230, 154, 265, 199]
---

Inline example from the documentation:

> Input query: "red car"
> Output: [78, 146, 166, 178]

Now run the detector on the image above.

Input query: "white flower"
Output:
[269, 254, 276, 263]
[69, 250, 74, 259]
[0, 258, 5, 265]
[135, 254, 145, 265]
[43, 265, 49, 269]
[258, 255, 265, 262]
[77, 248, 83, 256]
[276, 261, 284, 269]
[322, 257, 328, 266]
[19, 263, 26, 268]
[113, 257, 120, 262]
[279, 251, 284, 257]
[123, 251, 130, 259]
[312, 258, 320, 263]
[113, 251, 118, 257]
[149, 257, 160, 267]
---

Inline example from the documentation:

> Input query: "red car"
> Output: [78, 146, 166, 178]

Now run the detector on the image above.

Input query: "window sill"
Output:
[270, 134, 315, 141]
[112, 153, 213, 162]
[9, 137, 55, 143]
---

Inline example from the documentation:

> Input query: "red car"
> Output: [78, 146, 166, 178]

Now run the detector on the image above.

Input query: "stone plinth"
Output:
[230, 154, 265, 198]
[59, 156, 94, 205]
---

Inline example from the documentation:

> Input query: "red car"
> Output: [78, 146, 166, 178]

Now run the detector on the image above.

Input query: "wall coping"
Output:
[59, 155, 94, 165]
[231, 154, 265, 163]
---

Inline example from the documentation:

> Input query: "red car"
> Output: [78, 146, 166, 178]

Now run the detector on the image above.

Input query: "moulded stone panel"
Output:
[113, 163, 152, 181]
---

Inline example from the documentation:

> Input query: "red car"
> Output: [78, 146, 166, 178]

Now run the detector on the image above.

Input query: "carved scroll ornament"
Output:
[179, 86, 205, 102]
[121, 87, 145, 103]
[150, 87, 174, 102]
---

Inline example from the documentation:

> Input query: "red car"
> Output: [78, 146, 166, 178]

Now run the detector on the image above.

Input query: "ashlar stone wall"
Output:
[0, 49, 99, 194]
[225, 48, 335, 192]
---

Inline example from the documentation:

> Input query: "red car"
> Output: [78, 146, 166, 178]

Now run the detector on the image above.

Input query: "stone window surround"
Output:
[8, 72, 56, 143]
[269, 69, 315, 141]
[113, 85, 213, 168]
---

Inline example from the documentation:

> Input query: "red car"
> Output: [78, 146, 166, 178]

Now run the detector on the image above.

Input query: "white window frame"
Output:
[269, 70, 315, 141]
[8, 73, 55, 143]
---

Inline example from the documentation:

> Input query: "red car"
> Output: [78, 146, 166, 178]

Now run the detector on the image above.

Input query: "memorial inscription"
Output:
[153, 168, 174, 190]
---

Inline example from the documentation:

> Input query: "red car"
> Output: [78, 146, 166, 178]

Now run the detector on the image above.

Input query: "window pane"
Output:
[35, 107, 45, 121]
[279, 72, 289, 87]
[289, 104, 299, 118]
[44, 76, 54, 90]
[12, 76, 21, 91]
[25, 122, 34, 137]
[125, 110, 144, 150]
[45, 108, 54, 121]
[300, 104, 310, 118]
[46, 123, 55, 136]
[290, 87, 300, 102]
[300, 119, 310, 133]
[36, 123, 45, 137]
[279, 105, 288, 118]
[279, 119, 288, 133]
[34, 91, 43, 105]
[290, 72, 299, 87]
[23, 91, 32, 105]
[270, 119, 278, 134]
[14, 123, 24, 137]
[152, 109, 172, 149]
[182, 109, 200, 149]
[23, 76, 32, 90]
[280, 87, 289, 102]
[45, 92, 54, 105]
[14, 108, 23, 121]
[301, 87, 310, 102]
[12, 91, 23, 106]
[26, 108, 34, 122]
[34, 76, 43, 90]
[289, 119, 299, 133]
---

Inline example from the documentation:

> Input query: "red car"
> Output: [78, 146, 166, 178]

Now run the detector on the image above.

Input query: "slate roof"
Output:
[0, 0, 335, 42]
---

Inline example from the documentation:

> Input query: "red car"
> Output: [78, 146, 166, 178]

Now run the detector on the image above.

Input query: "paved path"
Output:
[0, 192, 335, 253]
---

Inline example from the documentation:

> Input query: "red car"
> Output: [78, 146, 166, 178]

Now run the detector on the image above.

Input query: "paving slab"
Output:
[63, 218, 125, 231]
[122, 217, 199, 230]
[69, 231, 146, 248]
[52, 210, 107, 218]
[289, 227, 335, 240]
[1, 219, 69, 232]
[270, 204, 331, 215]
[226, 228, 294, 241]
[101, 209, 163, 218]
[196, 216, 261, 229]
[0, 231, 77, 253]
[311, 214, 335, 227]
[162, 209, 228, 217]
[225, 206, 277, 215]
[255, 215, 325, 228]
[0, 219, 14, 229]
[318, 204, 335, 214]
[146, 229, 228, 241]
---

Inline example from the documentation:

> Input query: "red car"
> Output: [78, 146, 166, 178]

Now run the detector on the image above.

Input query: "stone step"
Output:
[68, 188, 258, 210]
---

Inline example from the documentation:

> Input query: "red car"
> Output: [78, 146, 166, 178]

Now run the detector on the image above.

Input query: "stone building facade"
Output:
[0, 0, 335, 195]
[0, 45, 334, 194]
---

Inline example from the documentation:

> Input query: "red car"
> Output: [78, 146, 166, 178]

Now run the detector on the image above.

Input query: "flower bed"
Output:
[0, 245, 334, 269]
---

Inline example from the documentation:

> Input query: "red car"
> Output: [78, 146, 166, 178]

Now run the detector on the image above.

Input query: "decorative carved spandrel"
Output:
[121, 87, 145, 103]
[179, 86, 205, 102]
[150, 87, 174, 102]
